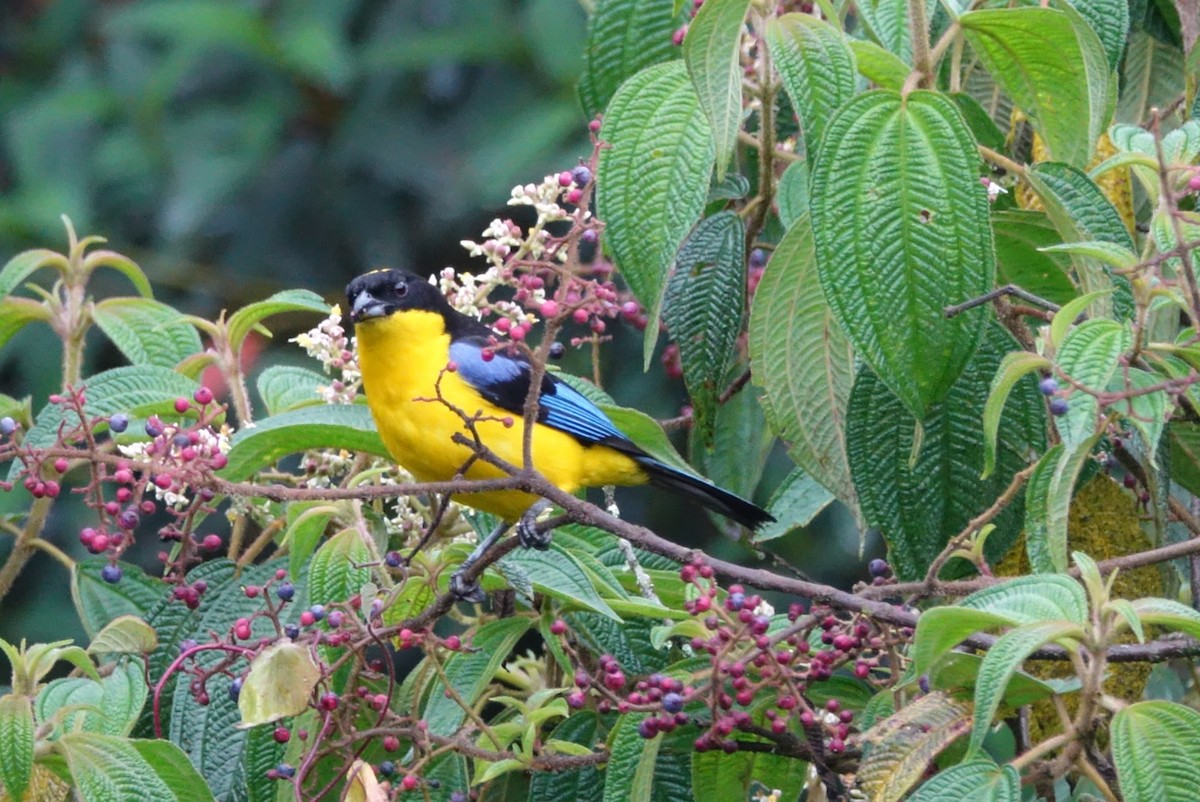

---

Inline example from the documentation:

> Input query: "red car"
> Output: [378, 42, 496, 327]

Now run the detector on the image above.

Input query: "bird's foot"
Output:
[449, 571, 486, 604]
[517, 500, 554, 550]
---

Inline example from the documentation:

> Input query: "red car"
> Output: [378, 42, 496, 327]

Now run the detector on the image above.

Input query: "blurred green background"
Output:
[0, 0, 872, 650]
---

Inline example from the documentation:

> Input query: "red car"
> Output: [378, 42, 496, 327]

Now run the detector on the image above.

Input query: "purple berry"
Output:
[1049, 398, 1069, 416]
[580, 229, 598, 245]
[284, 624, 299, 639]
[867, 558, 890, 578]
[275, 764, 296, 779]
[663, 692, 684, 713]
[276, 582, 295, 601]
[571, 165, 592, 186]
[1038, 377, 1059, 396]
[145, 418, 163, 437]
[172, 433, 191, 449]
[107, 414, 128, 433]
[101, 564, 122, 584]
[548, 342, 565, 359]
[327, 610, 344, 628]
[229, 676, 243, 701]
[379, 760, 396, 777]
[384, 551, 403, 568]
[309, 604, 326, 621]
[0, 417, 15, 436]
[118, 509, 139, 530]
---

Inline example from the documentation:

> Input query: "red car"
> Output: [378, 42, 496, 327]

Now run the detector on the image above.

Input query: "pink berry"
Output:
[202, 534, 222, 551]
[174, 397, 190, 414]
[194, 387, 214, 405]
[539, 300, 559, 317]
[53, 458, 68, 473]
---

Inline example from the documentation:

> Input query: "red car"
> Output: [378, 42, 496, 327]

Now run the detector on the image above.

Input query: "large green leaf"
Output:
[1117, 31, 1183, 124]
[847, 326, 1045, 580]
[766, 13, 856, 149]
[130, 740, 218, 802]
[690, 746, 807, 802]
[969, 620, 1083, 751]
[1111, 701, 1200, 802]
[848, 39, 909, 90]
[960, 6, 1109, 168]
[991, 210, 1077, 306]
[812, 90, 993, 417]
[1053, 320, 1132, 446]
[753, 467, 835, 543]
[906, 760, 1020, 801]
[597, 61, 715, 367]
[92, 297, 203, 370]
[855, 0, 930, 64]
[749, 215, 856, 511]
[577, 0, 686, 119]
[0, 248, 68, 300]
[856, 693, 975, 802]
[981, 350, 1051, 478]
[36, 658, 147, 737]
[1023, 438, 1101, 573]
[1025, 161, 1134, 319]
[254, 365, 328, 415]
[218, 404, 390, 481]
[691, 368, 773, 511]
[0, 296, 50, 352]
[225, 289, 329, 352]
[500, 546, 619, 620]
[307, 527, 372, 608]
[529, 714, 604, 802]
[73, 559, 167, 640]
[56, 732, 184, 802]
[602, 714, 660, 802]
[662, 211, 746, 442]
[1065, 0, 1129, 71]
[682, 0, 751, 180]
[423, 617, 531, 737]
[0, 694, 34, 802]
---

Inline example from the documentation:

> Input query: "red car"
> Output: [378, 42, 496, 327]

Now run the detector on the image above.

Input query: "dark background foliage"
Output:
[0, 0, 869, 649]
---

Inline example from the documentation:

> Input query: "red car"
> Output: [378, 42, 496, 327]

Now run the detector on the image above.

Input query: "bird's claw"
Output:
[517, 513, 552, 550]
[449, 571, 486, 604]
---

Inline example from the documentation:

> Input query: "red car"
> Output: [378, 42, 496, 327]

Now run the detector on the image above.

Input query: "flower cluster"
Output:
[291, 306, 359, 404]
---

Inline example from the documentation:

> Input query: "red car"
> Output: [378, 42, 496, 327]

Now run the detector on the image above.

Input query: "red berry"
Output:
[174, 397, 190, 414]
[234, 618, 251, 640]
[194, 387, 214, 405]
[401, 774, 418, 791]
[383, 735, 400, 752]
[273, 726, 290, 743]
[201, 534, 222, 551]
[53, 458, 68, 473]
[550, 618, 567, 635]
[444, 635, 461, 651]
[539, 300, 558, 318]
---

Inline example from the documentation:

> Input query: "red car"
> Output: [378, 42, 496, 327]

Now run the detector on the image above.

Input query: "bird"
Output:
[346, 269, 773, 597]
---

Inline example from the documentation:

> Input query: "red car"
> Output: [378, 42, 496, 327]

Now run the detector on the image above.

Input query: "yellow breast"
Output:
[355, 309, 644, 521]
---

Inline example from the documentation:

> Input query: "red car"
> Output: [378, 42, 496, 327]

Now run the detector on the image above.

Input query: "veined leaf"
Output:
[500, 547, 620, 621]
[1025, 161, 1134, 319]
[225, 289, 329, 352]
[692, 742, 808, 801]
[0, 694, 34, 802]
[1064, 0, 1128, 71]
[36, 658, 147, 738]
[55, 732, 182, 802]
[0, 296, 50, 352]
[1117, 31, 1183, 124]
[1048, 288, 1114, 350]
[0, 248, 69, 300]
[847, 326, 1045, 581]
[912, 607, 1019, 677]
[1130, 597, 1200, 641]
[753, 468, 835, 543]
[812, 90, 993, 416]
[906, 760, 1020, 801]
[960, 7, 1109, 168]
[238, 642, 321, 728]
[597, 61, 715, 367]
[662, 211, 746, 442]
[1112, 701, 1200, 802]
[1023, 437, 1101, 573]
[424, 617, 531, 736]
[577, 0, 687, 119]
[958, 573, 1088, 624]
[1115, 367, 1170, 456]
[856, 692, 974, 802]
[682, 0, 752, 180]
[255, 365, 328, 415]
[129, 740, 218, 802]
[1054, 320, 1132, 446]
[749, 215, 857, 513]
[991, 210, 1077, 306]
[981, 351, 1050, 478]
[602, 714, 660, 802]
[855, 0, 932, 64]
[600, 403, 695, 476]
[848, 39, 908, 90]
[218, 404, 390, 481]
[766, 13, 856, 149]
[969, 620, 1084, 751]
[775, 160, 809, 228]
[92, 297, 203, 370]
[529, 714, 604, 802]
[307, 528, 372, 611]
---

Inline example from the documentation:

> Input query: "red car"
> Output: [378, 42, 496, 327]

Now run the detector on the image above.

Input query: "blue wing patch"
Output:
[449, 338, 629, 447]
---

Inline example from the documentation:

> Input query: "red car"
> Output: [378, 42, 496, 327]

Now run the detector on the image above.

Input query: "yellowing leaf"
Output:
[237, 642, 320, 728]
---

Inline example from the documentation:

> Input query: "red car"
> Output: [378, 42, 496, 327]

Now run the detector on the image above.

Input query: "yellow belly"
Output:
[356, 310, 645, 521]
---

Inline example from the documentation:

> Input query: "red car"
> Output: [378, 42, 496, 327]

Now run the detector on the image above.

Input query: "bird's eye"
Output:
[395, 282, 408, 297]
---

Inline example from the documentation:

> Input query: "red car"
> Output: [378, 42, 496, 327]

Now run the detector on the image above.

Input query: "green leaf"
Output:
[9, 366, 199, 482]
[766, 14, 856, 149]
[1025, 161, 1134, 319]
[1108, 598, 1145, 643]
[969, 620, 1084, 751]
[0, 248, 68, 300]
[254, 365, 328, 415]
[753, 467, 835, 543]
[500, 547, 620, 620]
[225, 289, 329, 352]
[1041, 240, 1139, 273]
[848, 39, 909, 90]
[0, 694, 34, 802]
[1054, 320, 1132, 446]
[282, 504, 337, 579]
[662, 211, 746, 442]
[577, 0, 687, 119]
[950, 92, 1006, 153]
[88, 614, 159, 656]
[218, 404, 390, 481]
[597, 61, 715, 368]
[1115, 367, 1170, 455]
[1117, 31, 1184, 124]
[600, 403, 695, 476]
[856, 0, 926, 63]
[914, 608, 1030, 676]
[991, 210, 1077, 307]
[307, 527, 372, 609]
[930, 652, 1066, 709]
[749, 215, 857, 512]
[1023, 437, 1101, 573]
[774, 160, 809, 229]
[237, 642, 321, 728]
[958, 573, 1089, 623]
[812, 90, 993, 416]
[82, 250, 154, 299]
[1111, 701, 1200, 802]
[848, 326, 1046, 580]
[1170, 421, 1200, 497]
[906, 760, 1020, 801]
[1064, 0, 1129, 71]
[1048, 289, 1115, 350]
[856, 693, 975, 802]
[981, 351, 1051, 478]
[691, 747, 808, 802]
[682, 0, 751, 180]
[92, 297, 203, 370]
[37, 658, 147, 737]
[0, 296, 50, 352]
[423, 617, 531, 736]
[73, 559, 167, 640]
[691, 368, 773, 508]
[603, 714, 660, 802]
[130, 740, 218, 802]
[529, 714, 604, 802]
[960, 7, 1109, 168]
[56, 732, 179, 802]
[1130, 597, 1200, 641]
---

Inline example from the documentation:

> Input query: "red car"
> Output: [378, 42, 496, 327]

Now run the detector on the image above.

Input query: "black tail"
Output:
[639, 458, 775, 529]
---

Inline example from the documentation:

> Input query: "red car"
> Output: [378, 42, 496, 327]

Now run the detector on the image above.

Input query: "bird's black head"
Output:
[346, 269, 450, 324]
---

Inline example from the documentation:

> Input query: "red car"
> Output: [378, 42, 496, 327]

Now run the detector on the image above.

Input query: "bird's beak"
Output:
[350, 290, 387, 323]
